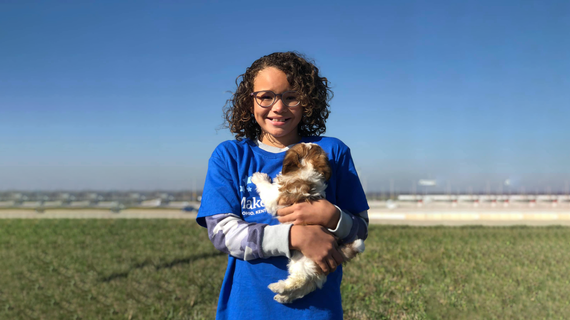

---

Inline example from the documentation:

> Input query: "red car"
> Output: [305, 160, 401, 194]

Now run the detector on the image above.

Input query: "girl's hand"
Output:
[289, 225, 344, 274]
[277, 199, 340, 230]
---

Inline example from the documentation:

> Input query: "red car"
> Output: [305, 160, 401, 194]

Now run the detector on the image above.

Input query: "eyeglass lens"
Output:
[255, 91, 299, 107]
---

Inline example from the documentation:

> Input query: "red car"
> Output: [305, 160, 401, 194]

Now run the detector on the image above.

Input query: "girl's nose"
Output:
[271, 98, 287, 112]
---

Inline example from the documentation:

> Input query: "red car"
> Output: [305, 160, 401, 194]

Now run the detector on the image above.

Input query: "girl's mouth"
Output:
[267, 117, 290, 123]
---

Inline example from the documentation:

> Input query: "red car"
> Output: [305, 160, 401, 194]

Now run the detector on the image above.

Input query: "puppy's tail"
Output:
[340, 239, 365, 260]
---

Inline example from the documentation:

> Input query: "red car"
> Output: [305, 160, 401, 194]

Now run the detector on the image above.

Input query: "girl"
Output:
[196, 52, 369, 319]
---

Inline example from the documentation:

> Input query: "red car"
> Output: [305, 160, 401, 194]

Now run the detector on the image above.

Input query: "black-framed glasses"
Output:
[250, 90, 301, 108]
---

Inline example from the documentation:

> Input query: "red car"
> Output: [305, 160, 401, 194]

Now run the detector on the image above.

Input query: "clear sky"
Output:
[1, 0, 569, 193]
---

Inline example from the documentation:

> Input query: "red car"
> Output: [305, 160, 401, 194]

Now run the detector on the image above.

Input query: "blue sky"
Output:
[1, 0, 569, 193]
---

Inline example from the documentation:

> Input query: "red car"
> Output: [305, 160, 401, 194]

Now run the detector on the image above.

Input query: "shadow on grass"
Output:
[100, 251, 225, 282]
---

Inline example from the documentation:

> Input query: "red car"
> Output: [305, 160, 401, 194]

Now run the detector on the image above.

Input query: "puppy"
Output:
[251, 142, 365, 304]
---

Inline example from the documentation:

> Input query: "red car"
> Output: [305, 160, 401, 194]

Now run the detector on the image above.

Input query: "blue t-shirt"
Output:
[197, 136, 368, 320]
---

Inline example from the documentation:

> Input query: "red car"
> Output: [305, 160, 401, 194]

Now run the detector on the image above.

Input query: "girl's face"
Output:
[252, 67, 303, 148]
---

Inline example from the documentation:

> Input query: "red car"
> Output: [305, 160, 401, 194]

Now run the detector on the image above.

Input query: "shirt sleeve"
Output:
[329, 141, 369, 243]
[196, 150, 242, 228]
[328, 205, 369, 243]
[205, 213, 292, 260]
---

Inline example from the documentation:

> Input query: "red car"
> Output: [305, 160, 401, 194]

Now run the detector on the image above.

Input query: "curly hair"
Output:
[223, 52, 333, 141]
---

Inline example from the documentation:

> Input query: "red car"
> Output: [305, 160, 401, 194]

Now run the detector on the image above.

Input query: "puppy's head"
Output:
[282, 143, 331, 181]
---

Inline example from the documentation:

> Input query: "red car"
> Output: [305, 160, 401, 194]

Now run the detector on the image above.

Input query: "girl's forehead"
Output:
[253, 67, 291, 90]
[255, 66, 285, 78]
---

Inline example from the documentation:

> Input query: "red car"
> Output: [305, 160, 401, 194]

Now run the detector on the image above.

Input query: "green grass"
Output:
[344, 226, 570, 319]
[2, 221, 570, 319]
[0, 220, 224, 320]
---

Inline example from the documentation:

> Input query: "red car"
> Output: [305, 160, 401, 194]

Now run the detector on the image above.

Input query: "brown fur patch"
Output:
[276, 144, 332, 206]
[277, 179, 320, 206]
[282, 143, 331, 181]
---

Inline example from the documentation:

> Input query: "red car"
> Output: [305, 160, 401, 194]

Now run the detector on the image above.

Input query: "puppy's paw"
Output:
[274, 294, 294, 304]
[251, 172, 270, 185]
[268, 281, 286, 294]
[352, 239, 365, 253]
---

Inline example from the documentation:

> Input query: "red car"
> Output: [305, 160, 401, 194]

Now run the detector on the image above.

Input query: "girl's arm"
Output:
[205, 213, 291, 261]
[329, 207, 369, 243]
[276, 199, 369, 243]
[206, 213, 344, 273]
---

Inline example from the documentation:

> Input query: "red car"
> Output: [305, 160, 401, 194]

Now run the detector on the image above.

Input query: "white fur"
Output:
[268, 252, 327, 303]
[251, 143, 365, 304]
[352, 239, 365, 253]
[251, 173, 283, 214]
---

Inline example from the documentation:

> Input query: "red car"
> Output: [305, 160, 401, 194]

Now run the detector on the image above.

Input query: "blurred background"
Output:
[1, 0, 569, 208]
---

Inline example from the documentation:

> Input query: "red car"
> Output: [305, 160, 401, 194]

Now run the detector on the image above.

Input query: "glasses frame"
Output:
[250, 90, 301, 108]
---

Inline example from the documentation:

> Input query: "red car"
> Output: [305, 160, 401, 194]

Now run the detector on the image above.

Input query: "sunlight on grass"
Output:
[342, 226, 570, 319]
[1, 221, 570, 319]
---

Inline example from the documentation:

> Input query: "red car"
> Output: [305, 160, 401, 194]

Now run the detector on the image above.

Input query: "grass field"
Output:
[1, 220, 570, 319]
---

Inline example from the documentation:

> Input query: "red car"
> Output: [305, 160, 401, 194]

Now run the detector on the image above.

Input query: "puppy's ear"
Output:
[312, 150, 331, 181]
[282, 146, 304, 175]
[319, 158, 332, 181]
[303, 144, 331, 181]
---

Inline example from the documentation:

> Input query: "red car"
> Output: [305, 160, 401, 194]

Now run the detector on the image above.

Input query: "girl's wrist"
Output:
[326, 202, 341, 229]
[289, 225, 302, 250]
